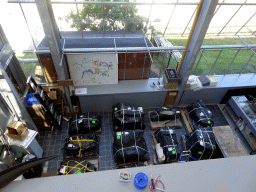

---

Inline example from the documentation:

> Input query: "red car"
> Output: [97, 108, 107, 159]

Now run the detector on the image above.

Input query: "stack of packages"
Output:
[113, 130, 149, 165]
[58, 113, 101, 175]
[112, 103, 149, 165]
[149, 107, 181, 122]
[63, 133, 99, 159]
[184, 127, 216, 160]
[112, 103, 145, 132]
[186, 100, 214, 129]
[154, 127, 181, 163]
[185, 100, 216, 160]
[68, 113, 101, 136]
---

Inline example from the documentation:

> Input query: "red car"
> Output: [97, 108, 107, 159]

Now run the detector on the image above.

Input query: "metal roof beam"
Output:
[35, 0, 73, 111]
[174, 0, 218, 106]
[8, 0, 256, 6]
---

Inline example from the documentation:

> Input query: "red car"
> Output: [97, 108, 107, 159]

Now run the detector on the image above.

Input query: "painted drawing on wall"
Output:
[67, 53, 118, 86]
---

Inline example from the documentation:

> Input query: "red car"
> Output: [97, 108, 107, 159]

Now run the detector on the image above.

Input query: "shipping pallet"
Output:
[115, 160, 149, 168]
[180, 109, 194, 133]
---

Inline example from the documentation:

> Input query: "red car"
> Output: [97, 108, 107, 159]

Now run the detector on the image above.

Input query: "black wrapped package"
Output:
[154, 127, 181, 162]
[185, 127, 216, 160]
[113, 103, 145, 117]
[58, 159, 96, 175]
[149, 107, 181, 122]
[113, 103, 145, 131]
[113, 130, 149, 164]
[22, 154, 42, 179]
[63, 133, 99, 159]
[186, 100, 214, 128]
[69, 113, 101, 136]
[113, 116, 145, 131]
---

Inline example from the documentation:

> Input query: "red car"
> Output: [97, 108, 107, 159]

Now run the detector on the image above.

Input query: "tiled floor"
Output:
[38, 105, 229, 175]
[207, 105, 229, 127]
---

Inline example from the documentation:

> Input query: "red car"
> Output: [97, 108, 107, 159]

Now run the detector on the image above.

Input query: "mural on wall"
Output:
[67, 53, 118, 86]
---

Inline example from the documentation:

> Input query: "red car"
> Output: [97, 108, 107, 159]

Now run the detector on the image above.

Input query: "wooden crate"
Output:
[180, 109, 194, 133]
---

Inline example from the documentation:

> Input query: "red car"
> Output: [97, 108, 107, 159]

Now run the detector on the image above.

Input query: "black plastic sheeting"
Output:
[113, 103, 145, 131]
[185, 127, 216, 160]
[58, 159, 96, 175]
[186, 100, 214, 128]
[154, 127, 181, 162]
[69, 113, 101, 136]
[113, 130, 149, 164]
[149, 107, 181, 122]
[63, 133, 99, 159]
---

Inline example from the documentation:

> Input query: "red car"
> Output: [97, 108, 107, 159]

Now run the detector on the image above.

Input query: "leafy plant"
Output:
[64, 0, 146, 32]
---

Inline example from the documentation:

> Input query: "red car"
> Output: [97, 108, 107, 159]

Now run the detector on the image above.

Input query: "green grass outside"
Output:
[17, 53, 39, 77]
[153, 37, 256, 76]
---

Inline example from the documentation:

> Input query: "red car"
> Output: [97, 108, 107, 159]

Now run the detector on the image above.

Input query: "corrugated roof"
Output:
[36, 31, 153, 51]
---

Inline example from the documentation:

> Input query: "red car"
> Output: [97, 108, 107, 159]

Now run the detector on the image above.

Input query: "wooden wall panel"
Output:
[118, 53, 151, 80]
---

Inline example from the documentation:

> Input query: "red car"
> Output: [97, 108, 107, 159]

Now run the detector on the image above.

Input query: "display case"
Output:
[226, 96, 256, 154]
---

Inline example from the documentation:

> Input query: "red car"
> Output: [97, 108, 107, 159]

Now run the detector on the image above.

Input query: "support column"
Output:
[174, 0, 218, 106]
[35, 0, 73, 111]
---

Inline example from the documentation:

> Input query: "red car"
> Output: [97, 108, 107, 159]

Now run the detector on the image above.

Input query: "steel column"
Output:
[235, 12, 256, 35]
[181, 6, 198, 36]
[238, 35, 256, 56]
[174, 0, 218, 106]
[208, 50, 222, 75]
[225, 49, 241, 75]
[124, 0, 128, 37]
[213, 0, 225, 16]
[0, 66, 39, 132]
[239, 52, 255, 75]
[145, 0, 154, 34]
[192, 50, 204, 73]
[217, 0, 246, 36]
[35, 0, 73, 111]
[75, 0, 84, 38]
[19, 3, 37, 49]
[163, 0, 179, 36]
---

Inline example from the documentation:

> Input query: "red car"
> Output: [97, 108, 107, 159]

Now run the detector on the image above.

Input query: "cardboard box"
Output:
[163, 74, 179, 89]
[5, 128, 29, 141]
[7, 121, 27, 136]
